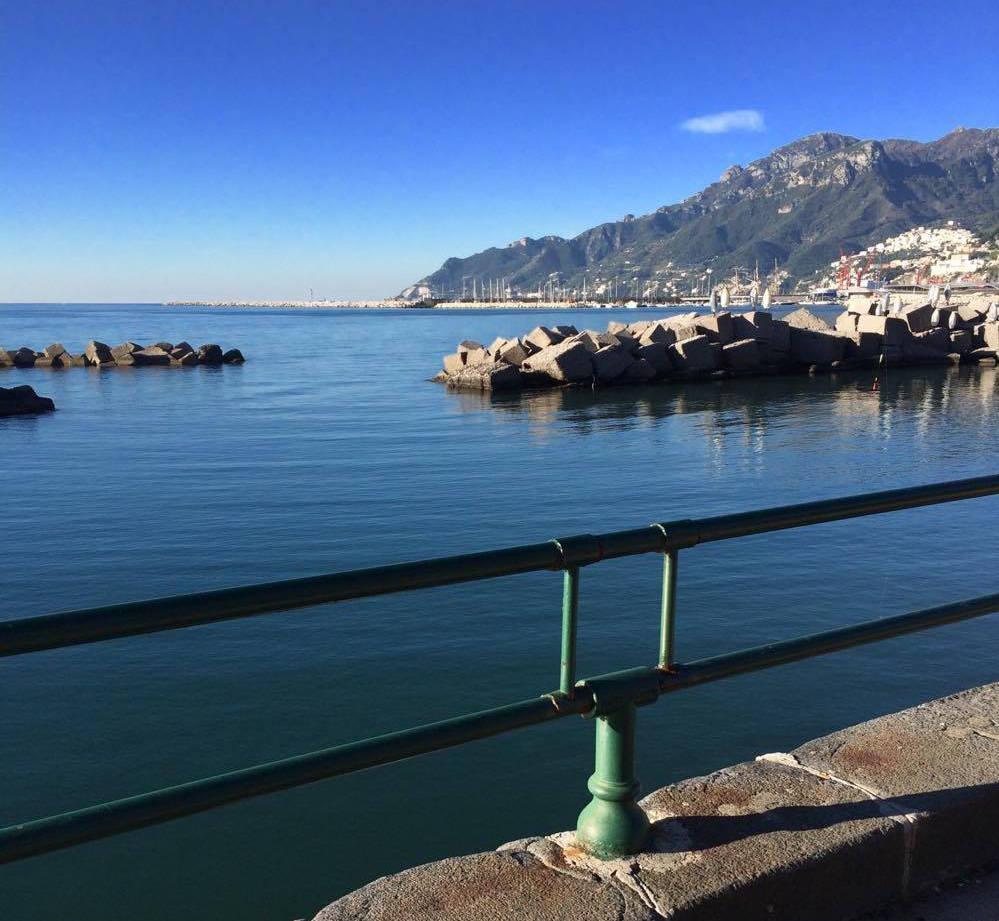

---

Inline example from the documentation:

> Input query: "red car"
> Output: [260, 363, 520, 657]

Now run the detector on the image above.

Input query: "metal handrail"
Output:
[3, 474, 999, 864]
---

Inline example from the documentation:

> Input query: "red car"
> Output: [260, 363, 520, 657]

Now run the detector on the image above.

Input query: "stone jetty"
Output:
[0, 384, 55, 417]
[434, 298, 999, 392]
[0, 341, 245, 369]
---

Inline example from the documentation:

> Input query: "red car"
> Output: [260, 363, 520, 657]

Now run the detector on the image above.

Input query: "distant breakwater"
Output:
[0, 340, 245, 369]
[433, 293, 999, 392]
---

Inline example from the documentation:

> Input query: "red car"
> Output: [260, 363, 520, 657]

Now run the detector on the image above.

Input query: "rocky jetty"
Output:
[0, 341, 245, 369]
[0, 385, 55, 417]
[434, 299, 999, 392]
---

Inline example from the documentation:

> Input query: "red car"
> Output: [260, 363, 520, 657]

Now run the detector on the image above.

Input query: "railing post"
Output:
[560, 567, 580, 696]
[659, 549, 678, 669]
[576, 701, 650, 858]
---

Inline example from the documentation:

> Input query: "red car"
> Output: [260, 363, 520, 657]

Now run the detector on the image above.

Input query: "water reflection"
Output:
[448, 365, 999, 453]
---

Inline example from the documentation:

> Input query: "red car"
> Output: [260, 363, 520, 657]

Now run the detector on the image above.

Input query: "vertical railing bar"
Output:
[560, 566, 580, 696]
[659, 549, 678, 669]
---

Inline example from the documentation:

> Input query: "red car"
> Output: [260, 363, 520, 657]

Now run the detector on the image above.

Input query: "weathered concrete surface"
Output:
[862, 869, 999, 920]
[312, 683, 999, 921]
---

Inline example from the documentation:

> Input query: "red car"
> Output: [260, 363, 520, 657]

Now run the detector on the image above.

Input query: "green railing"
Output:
[3, 474, 999, 863]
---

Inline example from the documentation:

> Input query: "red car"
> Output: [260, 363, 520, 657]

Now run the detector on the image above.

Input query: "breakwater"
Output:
[434, 296, 999, 392]
[0, 340, 245, 368]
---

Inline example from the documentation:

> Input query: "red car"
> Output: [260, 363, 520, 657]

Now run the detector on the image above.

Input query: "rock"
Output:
[553, 325, 578, 338]
[846, 294, 877, 315]
[857, 314, 908, 346]
[443, 353, 464, 375]
[915, 328, 952, 352]
[789, 328, 844, 364]
[133, 347, 171, 366]
[981, 323, 999, 350]
[110, 342, 142, 361]
[173, 341, 194, 355]
[152, 341, 174, 352]
[669, 334, 717, 373]
[462, 347, 490, 367]
[898, 303, 934, 334]
[521, 341, 593, 383]
[955, 305, 984, 326]
[85, 340, 113, 366]
[784, 308, 833, 332]
[113, 352, 136, 367]
[0, 384, 55, 417]
[639, 323, 676, 346]
[591, 345, 633, 383]
[569, 332, 602, 354]
[634, 342, 671, 375]
[614, 332, 640, 354]
[33, 356, 54, 368]
[723, 338, 762, 371]
[732, 311, 773, 341]
[13, 348, 37, 368]
[949, 330, 972, 354]
[666, 323, 699, 343]
[606, 321, 629, 335]
[172, 350, 199, 366]
[446, 363, 522, 392]
[693, 312, 735, 344]
[457, 339, 483, 352]
[197, 344, 224, 365]
[497, 340, 529, 367]
[621, 358, 657, 382]
[51, 352, 78, 368]
[902, 339, 951, 364]
[0, 349, 13, 366]
[835, 312, 858, 335]
[222, 348, 245, 364]
[43, 343, 67, 359]
[524, 326, 564, 350]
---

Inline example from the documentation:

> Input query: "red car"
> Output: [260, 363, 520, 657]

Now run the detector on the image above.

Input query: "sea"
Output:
[3, 302, 999, 921]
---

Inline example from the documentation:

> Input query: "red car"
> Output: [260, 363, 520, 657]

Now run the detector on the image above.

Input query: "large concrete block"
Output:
[732, 311, 773, 341]
[835, 312, 859, 335]
[949, 329, 972, 354]
[622, 357, 657, 382]
[857, 314, 908, 346]
[640, 323, 676, 347]
[898, 302, 934, 334]
[693, 312, 735, 344]
[443, 353, 464, 375]
[847, 294, 877, 315]
[446, 362, 522, 392]
[982, 322, 999, 350]
[521, 341, 593, 383]
[524, 326, 564, 350]
[789, 328, 845, 364]
[591, 345, 633, 383]
[722, 338, 761, 370]
[635, 342, 671, 375]
[784, 308, 833, 332]
[497, 340, 529, 366]
[669, 334, 718, 373]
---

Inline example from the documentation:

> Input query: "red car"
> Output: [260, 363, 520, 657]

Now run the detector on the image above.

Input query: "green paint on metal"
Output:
[576, 704, 649, 858]
[3, 475, 999, 865]
[560, 567, 580, 696]
[659, 549, 678, 669]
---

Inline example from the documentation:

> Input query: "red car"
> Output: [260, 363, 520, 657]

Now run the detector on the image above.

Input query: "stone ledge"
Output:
[312, 683, 999, 921]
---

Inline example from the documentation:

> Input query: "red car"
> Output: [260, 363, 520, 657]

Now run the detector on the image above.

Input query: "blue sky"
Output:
[1, 0, 996, 301]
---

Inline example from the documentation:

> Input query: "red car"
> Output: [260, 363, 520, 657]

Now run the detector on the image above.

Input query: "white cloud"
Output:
[680, 109, 765, 134]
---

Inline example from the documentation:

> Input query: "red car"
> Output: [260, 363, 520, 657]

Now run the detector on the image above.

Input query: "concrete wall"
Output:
[312, 682, 999, 921]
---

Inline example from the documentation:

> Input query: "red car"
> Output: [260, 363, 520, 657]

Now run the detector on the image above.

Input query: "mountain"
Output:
[403, 128, 999, 297]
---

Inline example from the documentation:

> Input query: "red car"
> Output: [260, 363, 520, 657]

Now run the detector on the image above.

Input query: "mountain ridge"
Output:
[404, 128, 999, 298]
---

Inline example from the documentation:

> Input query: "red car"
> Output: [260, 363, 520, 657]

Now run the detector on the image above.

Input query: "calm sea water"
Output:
[3, 303, 999, 921]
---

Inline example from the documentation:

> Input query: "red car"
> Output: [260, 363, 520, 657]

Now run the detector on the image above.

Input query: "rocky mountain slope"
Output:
[406, 128, 999, 297]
